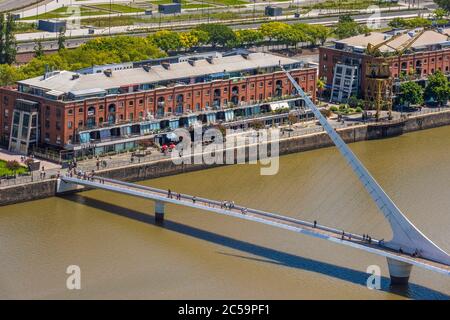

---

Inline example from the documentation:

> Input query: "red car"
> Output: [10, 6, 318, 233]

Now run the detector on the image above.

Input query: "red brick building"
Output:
[0, 52, 316, 158]
[319, 29, 450, 103]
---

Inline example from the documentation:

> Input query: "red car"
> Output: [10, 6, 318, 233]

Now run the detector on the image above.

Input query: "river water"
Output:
[1, 126, 450, 299]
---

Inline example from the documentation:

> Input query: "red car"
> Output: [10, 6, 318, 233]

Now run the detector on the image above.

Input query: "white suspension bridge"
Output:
[57, 69, 450, 285]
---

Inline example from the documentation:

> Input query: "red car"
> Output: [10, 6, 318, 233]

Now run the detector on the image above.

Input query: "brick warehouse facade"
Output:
[0, 52, 316, 157]
[319, 29, 450, 103]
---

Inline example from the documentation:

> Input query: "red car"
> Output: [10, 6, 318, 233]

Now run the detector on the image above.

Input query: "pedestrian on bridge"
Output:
[313, 220, 317, 228]
[167, 189, 172, 199]
[192, 196, 197, 204]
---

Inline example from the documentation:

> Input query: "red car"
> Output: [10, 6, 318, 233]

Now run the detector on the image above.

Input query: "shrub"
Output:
[329, 106, 338, 112]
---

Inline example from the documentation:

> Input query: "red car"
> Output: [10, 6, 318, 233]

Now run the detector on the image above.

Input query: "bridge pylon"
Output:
[283, 68, 450, 279]
[155, 201, 165, 224]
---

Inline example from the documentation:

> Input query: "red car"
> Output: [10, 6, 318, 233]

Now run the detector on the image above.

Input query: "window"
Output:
[129, 101, 134, 106]
[68, 121, 72, 129]
[45, 120, 50, 129]
[196, 91, 200, 97]
[251, 83, 255, 89]
[68, 109, 73, 115]
[129, 113, 134, 120]
[4, 109, 8, 117]
[259, 82, 263, 88]
[78, 120, 83, 127]
[56, 121, 61, 131]
[78, 107, 83, 113]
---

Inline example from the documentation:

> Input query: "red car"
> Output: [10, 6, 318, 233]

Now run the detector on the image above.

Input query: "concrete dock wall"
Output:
[2, 110, 450, 206]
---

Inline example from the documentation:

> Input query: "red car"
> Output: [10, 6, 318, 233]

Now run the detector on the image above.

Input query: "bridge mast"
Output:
[283, 68, 450, 281]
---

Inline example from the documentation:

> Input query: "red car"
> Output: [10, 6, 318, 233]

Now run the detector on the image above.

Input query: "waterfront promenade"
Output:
[1, 106, 450, 201]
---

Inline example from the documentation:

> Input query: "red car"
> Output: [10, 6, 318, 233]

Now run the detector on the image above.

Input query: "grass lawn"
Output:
[203, 0, 248, 5]
[305, 0, 396, 10]
[22, 6, 113, 20]
[92, 4, 145, 13]
[0, 160, 28, 176]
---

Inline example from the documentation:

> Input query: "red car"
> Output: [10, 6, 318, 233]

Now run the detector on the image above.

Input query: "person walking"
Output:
[167, 189, 172, 198]
[313, 220, 317, 228]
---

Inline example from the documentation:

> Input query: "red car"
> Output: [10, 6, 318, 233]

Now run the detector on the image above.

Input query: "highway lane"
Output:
[15, 8, 425, 53]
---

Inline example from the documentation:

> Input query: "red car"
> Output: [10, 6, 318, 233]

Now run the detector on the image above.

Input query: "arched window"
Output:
[108, 104, 116, 113]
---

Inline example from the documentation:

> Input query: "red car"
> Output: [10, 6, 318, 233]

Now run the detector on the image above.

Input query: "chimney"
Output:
[103, 69, 112, 77]
[161, 61, 170, 70]
[188, 58, 196, 66]
[143, 64, 151, 72]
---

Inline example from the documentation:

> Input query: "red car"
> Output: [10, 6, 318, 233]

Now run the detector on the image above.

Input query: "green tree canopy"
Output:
[150, 30, 182, 52]
[196, 24, 236, 47]
[424, 71, 450, 106]
[400, 81, 424, 107]
[334, 14, 369, 40]
[434, 0, 450, 12]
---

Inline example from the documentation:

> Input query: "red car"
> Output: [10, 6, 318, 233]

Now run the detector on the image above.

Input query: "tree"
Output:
[0, 64, 24, 86]
[0, 14, 4, 64]
[424, 71, 450, 106]
[314, 25, 331, 46]
[150, 30, 182, 52]
[196, 24, 236, 47]
[399, 82, 424, 107]
[3, 13, 16, 64]
[57, 26, 66, 51]
[34, 39, 44, 58]
[279, 26, 305, 49]
[189, 29, 209, 46]
[434, 0, 450, 12]
[234, 29, 263, 48]
[334, 14, 369, 40]
[179, 32, 199, 51]
[259, 22, 290, 43]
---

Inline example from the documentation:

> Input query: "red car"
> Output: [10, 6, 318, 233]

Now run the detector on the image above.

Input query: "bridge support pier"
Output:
[387, 258, 413, 285]
[155, 201, 165, 224]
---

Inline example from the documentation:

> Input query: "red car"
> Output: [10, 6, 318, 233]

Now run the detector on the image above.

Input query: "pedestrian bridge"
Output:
[58, 175, 450, 283]
[57, 70, 450, 285]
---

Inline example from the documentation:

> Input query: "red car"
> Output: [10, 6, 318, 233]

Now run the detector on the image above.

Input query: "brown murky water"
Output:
[1, 126, 450, 299]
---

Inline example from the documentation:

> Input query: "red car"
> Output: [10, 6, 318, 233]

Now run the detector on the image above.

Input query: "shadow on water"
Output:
[63, 194, 449, 300]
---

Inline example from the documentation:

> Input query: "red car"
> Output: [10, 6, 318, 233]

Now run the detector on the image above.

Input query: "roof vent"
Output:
[143, 64, 151, 72]
[206, 57, 214, 64]
[188, 58, 196, 66]
[72, 74, 80, 80]
[103, 69, 112, 77]
[161, 61, 170, 70]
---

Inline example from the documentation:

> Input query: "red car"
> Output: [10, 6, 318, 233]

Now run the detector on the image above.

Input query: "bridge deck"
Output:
[59, 175, 450, 277]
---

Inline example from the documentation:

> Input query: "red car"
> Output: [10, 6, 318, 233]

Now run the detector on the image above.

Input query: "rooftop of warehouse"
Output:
[17, 52, 308, 95]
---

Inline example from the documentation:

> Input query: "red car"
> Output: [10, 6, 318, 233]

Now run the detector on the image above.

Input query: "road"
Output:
[15, 8, 427, 53]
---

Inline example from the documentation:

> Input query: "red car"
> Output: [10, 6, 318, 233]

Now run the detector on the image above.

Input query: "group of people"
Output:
[362, 234, 373, 244]
[221, 201, 235, 210]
